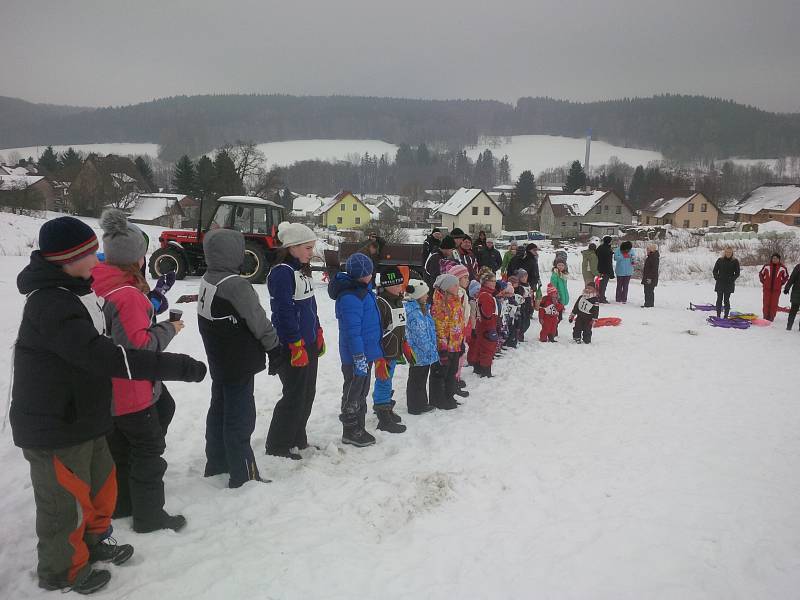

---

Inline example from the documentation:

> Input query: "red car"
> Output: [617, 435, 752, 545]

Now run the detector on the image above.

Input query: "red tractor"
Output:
[148, 195, 285, 283]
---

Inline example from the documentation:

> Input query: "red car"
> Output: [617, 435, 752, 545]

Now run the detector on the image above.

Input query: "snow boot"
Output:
[376, 407, 407, 433]
[388, 399, 403, 423]
[342, 424, 376, 447]
[454, 387, 470, 398]
[473, 365, 484, 377]
[89, 538, 134, 566]
[133, 512, 187, 534]
[266, 448, 303, 460]
[408, 404, 435, 415]
[39, 569, 111, 595]
[432, 396, 458, 410]
[456, 379, 467, 390]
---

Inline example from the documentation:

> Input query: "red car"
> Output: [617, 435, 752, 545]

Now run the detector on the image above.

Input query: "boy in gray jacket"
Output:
[197, 229, 283, 488]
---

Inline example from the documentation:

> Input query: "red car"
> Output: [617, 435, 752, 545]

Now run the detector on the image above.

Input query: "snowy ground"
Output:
[0, 143, 161, 162]
[1, 215, 799, 598]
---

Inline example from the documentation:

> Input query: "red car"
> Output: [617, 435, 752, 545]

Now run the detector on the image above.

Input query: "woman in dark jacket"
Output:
[477, 239, 502, 272]
[595, 236, 614, 303]
[712, 247, 741, 318]
[422, 228, 442, 261]
[641, 243, 660, 308]
[784, 263, 800, 330]
[508, 243, 541, 288]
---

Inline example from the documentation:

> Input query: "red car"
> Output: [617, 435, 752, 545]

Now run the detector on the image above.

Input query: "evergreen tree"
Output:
[173, 155, 196, 194]
[59, 147, 82, 170]
[134, 156, 155, 190]
[565, 160, 587, 193]
[628, 165, 646, 208]
[606, 173, 626, 201]
[212, 150, 245, 197]
[499, 155, 511, 184]
[416, 143, 431, 166]
[194, 155, 217, 200]
[37, 146, 59, 174]
[510, 170, 536, 229]
[395, 144, 414, 167]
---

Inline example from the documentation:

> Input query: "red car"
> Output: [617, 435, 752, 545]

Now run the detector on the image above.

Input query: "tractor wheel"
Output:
[242, 242, 267, 283]
[149, 247, 187, 280]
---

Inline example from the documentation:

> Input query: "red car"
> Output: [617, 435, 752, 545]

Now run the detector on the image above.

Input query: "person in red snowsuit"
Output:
[759, 253, 789, 321]
[473, 271, 499, 377]
[539, 283, 564, 342]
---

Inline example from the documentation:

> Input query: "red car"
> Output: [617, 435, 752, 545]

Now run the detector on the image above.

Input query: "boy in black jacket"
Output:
[569, 283, 600, 344]
[11, 217, 206, 595]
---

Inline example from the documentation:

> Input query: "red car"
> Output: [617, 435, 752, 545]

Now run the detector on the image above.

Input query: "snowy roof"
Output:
[217, 195, 283, 209]
[581, 221, 623, 227]
[493, 184, 515, 192]
[644, 194, 697, 219]
[129, 195, 180, 222]
[0, 174, 44, 190]
[735, 184, 800, 215]
[312, 191, 367, 216]
[293, 194, 325, 214]
[366, 205, 382, 219]
[546, 190, 608, 217]
[0, 165, 33, 176]
[137, 193, 188, 202]
[436, 188, 486, 216]
[411, 200, 442, 210]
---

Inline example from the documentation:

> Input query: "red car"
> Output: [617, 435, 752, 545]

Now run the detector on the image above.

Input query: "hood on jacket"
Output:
[17, 251, 92, 296]
[204, 229, 245, 274]
[328, 271, 369, 300]
[90, 262, 139, 297]
[581, 249, 596, 258]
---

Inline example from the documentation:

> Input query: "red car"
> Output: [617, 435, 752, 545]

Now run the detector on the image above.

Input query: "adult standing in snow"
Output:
[477, 238, 502, 272]
[758, 253, 789, 321]
[595, 236, 614, 303]
[509, 243, 541, 289]
[422, 228, 442, 261]
[266, 222, 322, 460]
[475, 230, 488, 251]
[783, 262, 800, 330]
[712, 247, 741, 319]
[458, 235, 479, 280]
[423, 235, 456, 290]
[613, 241, 635, 303]
[641, 243, 660, 308]
[581, 243, 600, 285]
[500, 240, 518, 279]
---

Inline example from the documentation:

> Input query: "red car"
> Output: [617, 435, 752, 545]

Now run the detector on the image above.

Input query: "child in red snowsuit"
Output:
[759, 253, 789, 321]
[474, 271, 499, 377]
[539, 283, 564, 342]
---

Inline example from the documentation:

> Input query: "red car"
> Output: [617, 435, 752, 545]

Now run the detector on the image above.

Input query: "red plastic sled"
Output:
[593, 317, 622, 327]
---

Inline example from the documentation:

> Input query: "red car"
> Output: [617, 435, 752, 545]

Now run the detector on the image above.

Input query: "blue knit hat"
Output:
[345, 252, 373, 278]
[39, 216, 98, 265]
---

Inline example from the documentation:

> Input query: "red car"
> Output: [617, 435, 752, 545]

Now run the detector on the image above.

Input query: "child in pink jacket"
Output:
[92, 210, 186, 533]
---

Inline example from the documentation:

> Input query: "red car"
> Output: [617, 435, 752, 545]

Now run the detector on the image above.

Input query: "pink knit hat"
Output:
[547, 283, 559, 298]
[447, 264, 469, 279]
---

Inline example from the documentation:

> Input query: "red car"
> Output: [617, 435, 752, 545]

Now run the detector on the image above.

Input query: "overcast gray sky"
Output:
[3, 0, 799, 112]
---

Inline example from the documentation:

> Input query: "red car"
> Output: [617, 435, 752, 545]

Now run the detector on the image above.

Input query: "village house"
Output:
[0, 173, 59, 211]
[538, 190, 632, 238]
[730, 183, 800, 226]
[127, 193, 190, 228]
[433, 188, 504, 235]
[640, 192, 719, 228]
[313, 191, 374, 229]
[69, 154, 152, 216]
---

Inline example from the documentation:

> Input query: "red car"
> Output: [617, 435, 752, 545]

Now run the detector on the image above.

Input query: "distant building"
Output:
[69, 155, 152, 216]
[128, 193, 187, 228]
[640, 193, 719, 228]
[729, 183, 800, 226]
[433, 188, 504, 235]
[313, 191, 373, 229]
[538, 190, 632, 238]
[0, 173, 59, 211]
[292, 194, 326, 222]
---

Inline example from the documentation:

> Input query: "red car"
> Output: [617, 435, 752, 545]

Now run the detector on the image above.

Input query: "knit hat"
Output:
[450, 227, 465, 239]
[547, 283, 559, 297]
[468, 280, 481, 299]
[514, 268, 528, 279]
[447, 264, 469, 279]
[99, 209, 148, 265]
[603, 236, 612, 244]
[480, 270, 496, 285]
[378, 266, 405, 288]
[345, 252, 373, 278]
[439, 235, 456, 250]
[278, 221, 316, 247]
[525, 243, 538, 253]
[405, 278, 429, 300]
[508, 275, 519, 286]
[434, 273, 459, 291]
[39, 216, 99, 265]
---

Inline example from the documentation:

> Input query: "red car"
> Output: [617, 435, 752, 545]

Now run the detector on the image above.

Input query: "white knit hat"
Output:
[405, 278, 429, 300]
[277, 221, 316, 247]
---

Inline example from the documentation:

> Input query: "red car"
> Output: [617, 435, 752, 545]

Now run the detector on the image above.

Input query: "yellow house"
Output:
[314, 191, 374, 229]
[641, 192, 719, 228]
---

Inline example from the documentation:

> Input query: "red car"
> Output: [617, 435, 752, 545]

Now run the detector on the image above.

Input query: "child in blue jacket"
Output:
[403, 279, 439, 415]
[328, 253, 384, 447]
[614, 240, 635, 303]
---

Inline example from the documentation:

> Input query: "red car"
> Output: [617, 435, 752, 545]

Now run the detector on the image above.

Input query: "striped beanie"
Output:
[447, 263, 469, 279]
[39, 217, 98, 265]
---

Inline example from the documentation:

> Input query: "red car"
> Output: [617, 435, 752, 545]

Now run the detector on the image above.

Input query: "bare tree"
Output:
[223, 141, 267, 185]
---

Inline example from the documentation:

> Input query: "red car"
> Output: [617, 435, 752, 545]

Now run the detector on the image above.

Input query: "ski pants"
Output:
[762, 288, 781, 321]
[615, 275, 631, 302]
[540, 315, 559, 341]
[23, 437, 116, 585]
[599, 274, 611, 302]
[339, 363, 372, 427]
[572, 315, 593, 343]
[788, 303, 799, 329]
[107, 388, 174, 528]
[716, 291, 732, 317]
[266, 348, 319, 454]
[372, 359, 397, 407]
[205, 377, 260, 488]
[643, 284, 655, 307]
[429, 352, 459, 407]
[406, 364, 431, 413]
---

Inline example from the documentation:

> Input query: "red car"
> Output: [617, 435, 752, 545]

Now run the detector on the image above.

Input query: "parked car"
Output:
[495, 231, 530, 249]
[527, 230, 547, 240]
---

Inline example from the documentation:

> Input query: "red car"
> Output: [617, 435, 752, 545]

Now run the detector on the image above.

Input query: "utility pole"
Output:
[584, 129, 592, 192]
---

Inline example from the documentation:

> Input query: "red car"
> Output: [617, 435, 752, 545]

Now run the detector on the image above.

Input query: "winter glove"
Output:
[402, 340, 417, 366]
[483, 330, 498, 342]
[148, 289, 168, 315]
[352, 353, 368, 377]
[156, 271, 176, 293]
[374, 358, 390, 381]
[289, 340, 309, 368]
[130, 351, 207, 383]
[316, 328, 326, 357]
[569, 314, 575, 323]
[267, 346, 286, 376]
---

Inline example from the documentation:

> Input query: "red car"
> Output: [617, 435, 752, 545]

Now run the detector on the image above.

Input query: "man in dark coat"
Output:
[423, 235, 456, 290]
[641, 243, 660, 308]
[595, 236, 615, 303]
[508, 243, 540, 288]
[477, 239, 502, 272]
[784, 262, 800, 330]
[712, 248, 741, 318]
[422, 228, 442, 261]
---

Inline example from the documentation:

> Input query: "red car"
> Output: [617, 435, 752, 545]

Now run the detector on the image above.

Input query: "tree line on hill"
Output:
[3, 93, 800, 163]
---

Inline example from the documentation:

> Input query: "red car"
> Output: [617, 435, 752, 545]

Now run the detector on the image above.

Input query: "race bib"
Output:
[578, 297, 595, 314]
[390, 306, 407, 329]
[293, 271, 314, 301]
[79, 292, 106, 335]
[198, 274, 239, 323]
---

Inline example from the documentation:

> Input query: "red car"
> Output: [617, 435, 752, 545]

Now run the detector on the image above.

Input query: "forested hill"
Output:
[2, 93, 799, 163]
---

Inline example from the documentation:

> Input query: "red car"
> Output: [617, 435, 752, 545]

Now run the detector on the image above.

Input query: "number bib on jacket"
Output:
[578, 297, 595, 315]
[293, 270, 314, 301]
[198, 274, 239, 323]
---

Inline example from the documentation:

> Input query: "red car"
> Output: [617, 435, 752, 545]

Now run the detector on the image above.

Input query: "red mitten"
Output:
[374, 358, 391, 381]
[289, 340, 309, 368]
[316, 328, 326, 357]
[402, 340, 417, 366]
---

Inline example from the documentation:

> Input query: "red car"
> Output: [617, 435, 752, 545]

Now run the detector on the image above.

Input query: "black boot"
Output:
[473, 365, 484, 377]
[485, 365, 494, 378]
[376, 407, 407, 433]
[89, 538, 134, 566]
[454, 387, 470, 398]
[388, 399, 403, 423]
[133, 512, 187, 534]
[342, 424, 376, 447]
[40, 569, 111, 595]
[408, 404, 435, 415]
[456, 379, 467, 389]
[266, 448, 303, 460]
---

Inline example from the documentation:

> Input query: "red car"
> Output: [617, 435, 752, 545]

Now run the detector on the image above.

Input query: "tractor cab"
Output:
[149, 195, 285, 283]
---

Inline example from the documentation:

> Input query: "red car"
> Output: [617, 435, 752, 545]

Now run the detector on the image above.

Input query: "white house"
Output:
[433, 188, 504, 235]
[128, 193, 186, 228]
[538, 190, 632, 238]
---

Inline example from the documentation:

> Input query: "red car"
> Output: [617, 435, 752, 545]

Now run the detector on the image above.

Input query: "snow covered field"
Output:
[0, 143, 161, 161]
[0, 214, 799, 599]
